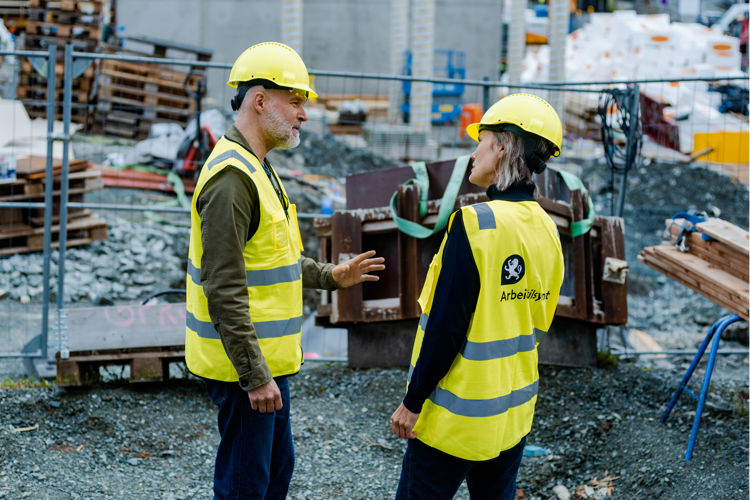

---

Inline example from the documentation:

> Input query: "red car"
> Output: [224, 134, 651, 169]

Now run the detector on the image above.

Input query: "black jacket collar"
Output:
[486, 182, 536, 202]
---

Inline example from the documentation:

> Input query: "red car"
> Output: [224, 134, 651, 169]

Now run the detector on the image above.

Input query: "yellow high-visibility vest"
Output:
[185, 137, 304, 381]
[409, 199, 564, 461]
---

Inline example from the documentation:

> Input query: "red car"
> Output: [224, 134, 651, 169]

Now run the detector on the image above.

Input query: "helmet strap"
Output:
[231, 83, 252, 111]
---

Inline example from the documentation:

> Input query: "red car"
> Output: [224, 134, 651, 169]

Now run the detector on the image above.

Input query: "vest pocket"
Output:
[272, 213, 289, 251]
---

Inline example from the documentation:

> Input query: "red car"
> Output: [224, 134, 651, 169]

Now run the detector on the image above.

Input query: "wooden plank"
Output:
[397, 184, 420, 319]
[63, 303, 186, 351]
[639, 244, 748, 319]
[597, 216, 628, 325]
[639, 253, 745, 320]
[664, 222, 748, 281]
[696, 218, 749, 257]
[330, 212, 363, 323]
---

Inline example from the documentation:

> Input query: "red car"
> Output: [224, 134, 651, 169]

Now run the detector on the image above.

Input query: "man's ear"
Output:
[251, 89, 267, 113]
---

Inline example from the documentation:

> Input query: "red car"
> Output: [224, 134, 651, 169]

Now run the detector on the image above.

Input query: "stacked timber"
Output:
[19, 0, 106, 122]
[0, 156, 106, 255]
[638, 217, 749, 319]
[91, 36, 212, 140]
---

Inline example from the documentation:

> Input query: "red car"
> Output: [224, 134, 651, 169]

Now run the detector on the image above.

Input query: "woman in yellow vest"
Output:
[390, 93, 565, 500]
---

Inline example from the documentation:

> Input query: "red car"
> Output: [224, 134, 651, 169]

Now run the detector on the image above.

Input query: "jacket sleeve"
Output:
[198, 168, 272, 392]
[301, 256, 339, 290]
[402, 210, 480, 413]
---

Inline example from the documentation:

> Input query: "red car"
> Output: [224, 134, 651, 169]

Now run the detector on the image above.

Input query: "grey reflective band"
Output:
[186, 311, 303, 340]
[254, 315, 304, 339]
[408, 363, 414, 382]
[186, 311, 219, 339]
[246, 259, 302, 286]
[205, 150, 257, 173]
[188, 259, 302, 288]
[187, 259, 201, 285]
[461, 332, 537, 361]
[429, 380, 538, 418]
[473, 203, 496, 230]
[418, 313, 429, 331]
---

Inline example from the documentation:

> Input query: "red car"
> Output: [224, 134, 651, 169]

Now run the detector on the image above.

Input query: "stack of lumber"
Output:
[0, 155, 106, 255]
[638, 217, 749, 320]
[90, 36, 211, 140]
[18, 0, 106, 122]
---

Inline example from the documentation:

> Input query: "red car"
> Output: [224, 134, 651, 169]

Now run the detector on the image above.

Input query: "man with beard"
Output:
[185, 42, 385, 499]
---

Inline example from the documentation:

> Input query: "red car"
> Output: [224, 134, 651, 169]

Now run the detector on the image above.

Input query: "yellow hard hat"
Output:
[466, 93, 562, 157]
[227, 42, 318, 98]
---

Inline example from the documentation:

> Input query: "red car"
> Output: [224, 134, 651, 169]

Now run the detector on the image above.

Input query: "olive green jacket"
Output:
[197, 125, 338, 391]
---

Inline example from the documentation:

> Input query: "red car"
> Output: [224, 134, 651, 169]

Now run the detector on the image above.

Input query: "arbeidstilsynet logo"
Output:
[501, 254, 525, 285]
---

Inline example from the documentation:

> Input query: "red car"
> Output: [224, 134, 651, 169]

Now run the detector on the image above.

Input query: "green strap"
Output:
[389, 155, 470, 239]
[557, 169, 595, 238]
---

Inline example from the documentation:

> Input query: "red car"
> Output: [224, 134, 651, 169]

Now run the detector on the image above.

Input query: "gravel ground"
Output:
[0, 361, 746, 500]
[0, 133, 748, 499]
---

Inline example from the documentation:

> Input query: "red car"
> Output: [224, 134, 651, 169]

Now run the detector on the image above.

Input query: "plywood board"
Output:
[64, 304, 186, 351]
[697, 218, 750, 257]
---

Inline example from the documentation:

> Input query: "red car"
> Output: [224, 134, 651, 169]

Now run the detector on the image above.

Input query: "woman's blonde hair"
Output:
[490, 131, 557, 191]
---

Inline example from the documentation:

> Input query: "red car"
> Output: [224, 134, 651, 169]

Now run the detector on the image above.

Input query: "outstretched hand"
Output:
[332, 250, 385, 288]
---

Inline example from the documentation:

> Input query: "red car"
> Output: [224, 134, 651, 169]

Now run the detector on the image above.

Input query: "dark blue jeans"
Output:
[203, 376, 294, 500]
[395, 436, 526, 500]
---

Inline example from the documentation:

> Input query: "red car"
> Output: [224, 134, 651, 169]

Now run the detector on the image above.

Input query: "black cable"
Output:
[598, 87, 643, 214]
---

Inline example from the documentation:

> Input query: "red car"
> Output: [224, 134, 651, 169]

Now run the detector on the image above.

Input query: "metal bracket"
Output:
[55, 309, 69, 359]
[27, 55, 49, 78]
[602, 257, 629, 285]
[71, 58, 93, 79]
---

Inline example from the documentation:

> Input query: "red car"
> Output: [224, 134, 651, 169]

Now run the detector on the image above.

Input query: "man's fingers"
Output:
[360, 275, 380, 282]
[275, 394, 283, 411]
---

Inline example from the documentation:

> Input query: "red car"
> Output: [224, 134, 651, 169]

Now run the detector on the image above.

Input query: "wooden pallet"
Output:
[0, 214, 107, 255]
[56, 302, 187, 386]
[25, 20, 100, 39]
[57, 348, 186, 386]
[17, 84, 90, 103]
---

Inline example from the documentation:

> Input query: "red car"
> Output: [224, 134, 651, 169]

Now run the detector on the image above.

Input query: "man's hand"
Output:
[332, 250, 385, 288]
[248, 379, 282, 413]
[391, 403, 418, 439]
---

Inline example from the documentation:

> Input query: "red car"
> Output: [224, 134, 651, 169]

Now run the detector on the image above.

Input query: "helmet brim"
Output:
[466, 123, 481, 142]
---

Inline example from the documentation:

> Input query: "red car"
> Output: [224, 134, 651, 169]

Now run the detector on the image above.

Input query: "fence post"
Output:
[56, 44, 74, 359]
[616, 83, 640, 218]
[482, 77, 490, 112]
[40, 43, 57, 362]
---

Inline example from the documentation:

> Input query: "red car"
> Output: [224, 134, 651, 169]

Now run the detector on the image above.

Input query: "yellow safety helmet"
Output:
[466, 93, 562, 157]
[227, 42, 317, 98]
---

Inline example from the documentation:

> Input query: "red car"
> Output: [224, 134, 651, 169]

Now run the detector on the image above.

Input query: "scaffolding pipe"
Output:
[548, 0, 570, 118]
[281, 0, 303, 53]
[388, 0, 409, 123]
[409, 0, 434, 133]
[506, 0, 526, 85]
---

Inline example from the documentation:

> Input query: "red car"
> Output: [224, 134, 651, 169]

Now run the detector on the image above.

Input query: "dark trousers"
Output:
[395, 436, 526, 500]
[203, 377, 294, 500]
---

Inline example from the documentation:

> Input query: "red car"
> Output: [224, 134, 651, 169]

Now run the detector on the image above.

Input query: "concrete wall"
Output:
[116, 0, 502, 102]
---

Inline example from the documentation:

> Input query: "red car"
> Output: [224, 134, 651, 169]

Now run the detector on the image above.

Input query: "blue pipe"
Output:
[684, 314, 742, 460]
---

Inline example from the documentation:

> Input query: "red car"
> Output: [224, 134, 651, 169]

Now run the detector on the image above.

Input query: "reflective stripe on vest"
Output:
[187, 258, 302, 287]
[409, 200, 564, 461]
[185, 136, 304, 381]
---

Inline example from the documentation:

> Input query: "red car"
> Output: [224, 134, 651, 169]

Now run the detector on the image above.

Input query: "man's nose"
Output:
[299, 105, 308, 122]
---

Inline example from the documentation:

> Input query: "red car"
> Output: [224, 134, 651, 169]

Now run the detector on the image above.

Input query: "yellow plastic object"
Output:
[465, 93, 562, 157]
[227, 42, 318, 98]
[692, 131, 749, 166]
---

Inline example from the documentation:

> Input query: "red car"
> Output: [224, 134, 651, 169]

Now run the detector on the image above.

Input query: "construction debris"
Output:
[638, 216, 749, 319]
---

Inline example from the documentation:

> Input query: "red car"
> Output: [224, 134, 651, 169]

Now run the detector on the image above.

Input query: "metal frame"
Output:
[1, 44, 745, 368]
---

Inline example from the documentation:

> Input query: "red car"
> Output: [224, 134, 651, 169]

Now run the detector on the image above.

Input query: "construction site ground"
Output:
[0, 131, 748, 499]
